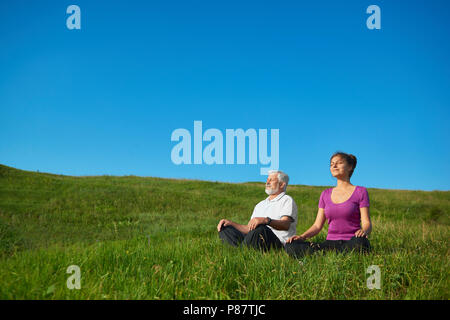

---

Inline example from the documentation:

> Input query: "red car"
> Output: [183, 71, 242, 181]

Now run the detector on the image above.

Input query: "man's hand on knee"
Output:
[247, 217, 268, 231]
[217, 219, 232, 232]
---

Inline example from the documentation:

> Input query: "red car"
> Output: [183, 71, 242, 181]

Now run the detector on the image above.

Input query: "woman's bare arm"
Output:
[287, 208, 326, 243]
[355, 207, 372, 237]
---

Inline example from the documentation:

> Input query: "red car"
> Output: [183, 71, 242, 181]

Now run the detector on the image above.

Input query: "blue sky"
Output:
[1, 0, 449, 191]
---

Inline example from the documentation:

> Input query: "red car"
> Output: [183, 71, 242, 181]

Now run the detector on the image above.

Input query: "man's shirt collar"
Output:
[266, 191, 286, 202]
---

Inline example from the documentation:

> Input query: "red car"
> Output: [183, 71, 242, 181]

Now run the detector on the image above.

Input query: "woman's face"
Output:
[330, 156, 352, 179]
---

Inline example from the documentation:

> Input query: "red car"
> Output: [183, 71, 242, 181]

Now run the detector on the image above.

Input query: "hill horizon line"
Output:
[1, 163, 448, 193]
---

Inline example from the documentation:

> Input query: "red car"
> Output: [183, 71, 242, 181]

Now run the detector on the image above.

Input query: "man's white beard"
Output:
[265, 186, 279, 195]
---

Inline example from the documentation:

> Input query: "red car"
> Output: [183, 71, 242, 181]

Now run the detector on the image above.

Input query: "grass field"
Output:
[0, 164, 448, 299]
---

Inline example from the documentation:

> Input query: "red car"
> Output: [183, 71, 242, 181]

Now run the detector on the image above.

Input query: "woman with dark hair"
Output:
[285, 152, 372, 258]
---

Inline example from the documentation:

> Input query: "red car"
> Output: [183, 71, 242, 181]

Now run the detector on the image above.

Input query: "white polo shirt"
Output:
[250, 192, 298, 245]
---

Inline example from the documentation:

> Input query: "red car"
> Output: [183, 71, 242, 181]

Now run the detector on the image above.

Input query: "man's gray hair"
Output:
[268, 170, 289, 191]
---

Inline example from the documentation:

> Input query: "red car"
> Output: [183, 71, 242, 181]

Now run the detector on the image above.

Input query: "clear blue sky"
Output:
[1, 0, 449, 191]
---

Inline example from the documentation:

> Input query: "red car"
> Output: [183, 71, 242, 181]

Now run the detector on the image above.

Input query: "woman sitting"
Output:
[285, 152, 372, 258]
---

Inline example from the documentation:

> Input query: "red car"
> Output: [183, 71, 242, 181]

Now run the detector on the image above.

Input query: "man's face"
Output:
[265, 173, 281, 195]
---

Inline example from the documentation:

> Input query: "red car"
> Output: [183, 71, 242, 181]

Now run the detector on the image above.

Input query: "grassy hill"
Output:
[0, 164, 448, 299]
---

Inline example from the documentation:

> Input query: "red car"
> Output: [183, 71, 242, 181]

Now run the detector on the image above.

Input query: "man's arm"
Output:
[270, 196, 297, 231]
[230, 221, 251, 234]
[247, 216, 292, 231]
[217, 219, 250, 234]
[269, 216, 293, 231]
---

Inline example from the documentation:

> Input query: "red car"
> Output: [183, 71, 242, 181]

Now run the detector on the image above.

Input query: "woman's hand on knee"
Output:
[354, 229, 368, 238]
[287, 235, 305, 243]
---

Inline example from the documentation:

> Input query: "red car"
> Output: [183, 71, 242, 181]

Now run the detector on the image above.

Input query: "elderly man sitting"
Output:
[217, 170, 298, 251]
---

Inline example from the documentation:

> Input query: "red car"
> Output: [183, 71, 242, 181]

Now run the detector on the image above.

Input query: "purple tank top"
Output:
[318, 186, 370, 240]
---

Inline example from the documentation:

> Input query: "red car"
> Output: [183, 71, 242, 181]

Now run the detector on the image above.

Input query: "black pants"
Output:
[218, 225, 283, 252]
[285, 236, 371, 259]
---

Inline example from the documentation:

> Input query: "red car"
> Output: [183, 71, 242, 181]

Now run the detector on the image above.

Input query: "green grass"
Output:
[0, 164, 448, 299]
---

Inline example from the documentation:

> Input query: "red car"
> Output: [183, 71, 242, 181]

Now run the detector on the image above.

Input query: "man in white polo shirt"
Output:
[217, 170, 298, 251]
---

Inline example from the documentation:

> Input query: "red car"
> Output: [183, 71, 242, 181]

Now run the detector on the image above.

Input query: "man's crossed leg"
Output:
[219, 224, 283, 251]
